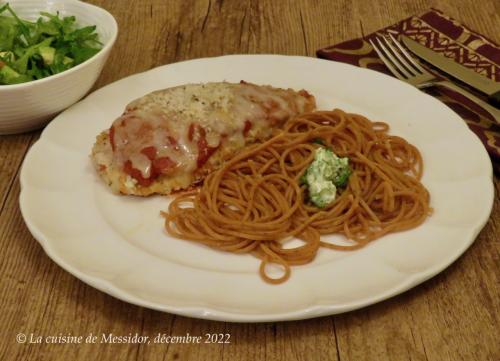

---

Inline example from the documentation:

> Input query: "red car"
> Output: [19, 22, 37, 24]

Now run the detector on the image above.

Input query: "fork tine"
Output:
[379, 36, 416, 77]
[369, 38, 406, 81]
[373, 37, 413, 79]
[388, 34, 427, 74]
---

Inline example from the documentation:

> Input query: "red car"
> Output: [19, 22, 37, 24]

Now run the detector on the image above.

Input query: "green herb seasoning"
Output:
[0, 3, 102, 85]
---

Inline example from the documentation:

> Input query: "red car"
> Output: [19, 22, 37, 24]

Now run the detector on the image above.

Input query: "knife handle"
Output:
[435, 81, 500, 123]
[488, 91, 500, 109]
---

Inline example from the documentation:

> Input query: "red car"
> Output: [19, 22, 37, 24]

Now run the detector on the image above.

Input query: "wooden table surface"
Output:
[1, 0, 499, 360]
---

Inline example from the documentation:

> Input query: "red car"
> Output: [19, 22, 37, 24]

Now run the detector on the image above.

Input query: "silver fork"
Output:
[370, 34, 499, 121]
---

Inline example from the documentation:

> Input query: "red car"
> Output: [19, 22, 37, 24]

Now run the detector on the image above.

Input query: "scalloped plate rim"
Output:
[19, 54, 494, 322]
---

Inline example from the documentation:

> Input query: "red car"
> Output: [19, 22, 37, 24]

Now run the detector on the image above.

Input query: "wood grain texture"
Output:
[0, 133, 35, 213]
[0, 1, 498, 360]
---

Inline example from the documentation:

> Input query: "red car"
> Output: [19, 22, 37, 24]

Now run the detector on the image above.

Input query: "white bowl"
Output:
[0, 0, 118, 134]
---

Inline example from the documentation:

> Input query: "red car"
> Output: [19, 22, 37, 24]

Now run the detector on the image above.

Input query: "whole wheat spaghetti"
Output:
[163, 109, 431, 284]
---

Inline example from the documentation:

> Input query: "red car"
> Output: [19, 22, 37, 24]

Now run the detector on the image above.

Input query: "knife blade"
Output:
[401, 36, 500, 108]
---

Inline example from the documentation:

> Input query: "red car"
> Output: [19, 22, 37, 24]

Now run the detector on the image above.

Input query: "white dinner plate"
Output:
[20, 55, 494, 322]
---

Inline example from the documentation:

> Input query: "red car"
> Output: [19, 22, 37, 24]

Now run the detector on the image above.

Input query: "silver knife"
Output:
[401, 36, 500, 108]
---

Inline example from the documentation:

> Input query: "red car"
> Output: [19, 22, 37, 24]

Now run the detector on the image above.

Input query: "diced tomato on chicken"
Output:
[196, 127, 218, 167]
[153, 156, 177, 175]
[140, 146, 157, 160]
[123, 160, 154, 187]
[124, 145, 178, 185]
[188, 123, 195, 141]
[167, 136, 178, 147]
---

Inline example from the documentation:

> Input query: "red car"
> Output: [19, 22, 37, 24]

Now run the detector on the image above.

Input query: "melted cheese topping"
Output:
[109, 82, 314, 183]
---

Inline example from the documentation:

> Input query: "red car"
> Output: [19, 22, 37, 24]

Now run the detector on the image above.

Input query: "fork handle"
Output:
[434, 81, 500, 122]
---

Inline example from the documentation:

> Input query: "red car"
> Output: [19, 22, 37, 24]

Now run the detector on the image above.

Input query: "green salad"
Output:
[0, 3, 102, 85]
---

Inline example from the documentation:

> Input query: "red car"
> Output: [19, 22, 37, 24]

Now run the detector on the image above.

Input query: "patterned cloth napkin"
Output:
[317, 8, 500, 167]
